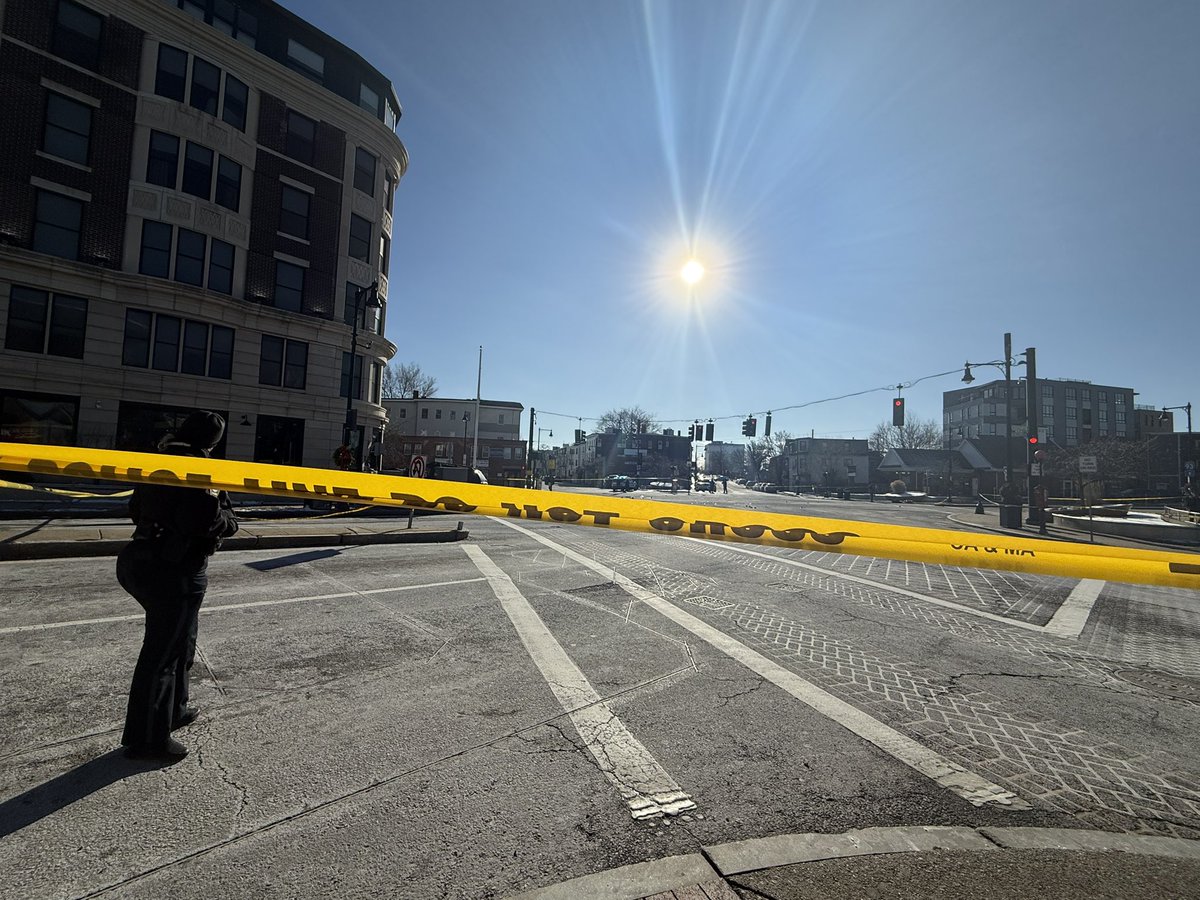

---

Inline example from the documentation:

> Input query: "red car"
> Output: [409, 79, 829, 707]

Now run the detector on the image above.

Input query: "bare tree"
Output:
[595, 406, 658, 434]
[747, 431, 792, 478]
[868, 417, 942, 452]
[382, 361, 437, 399]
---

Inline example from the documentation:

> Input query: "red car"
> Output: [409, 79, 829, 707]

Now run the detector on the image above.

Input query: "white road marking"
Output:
[500, 521, 1028, 810]
[1043, 579, 1105, 638]
[0, 578, 485, 635]
[462, 543, 695, 820]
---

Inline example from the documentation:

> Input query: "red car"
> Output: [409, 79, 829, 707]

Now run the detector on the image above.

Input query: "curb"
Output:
[0, 528, 469, 561]
[505, 827, 1200, 900]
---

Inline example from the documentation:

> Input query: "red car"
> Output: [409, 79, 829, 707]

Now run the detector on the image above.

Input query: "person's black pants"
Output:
[117, 541, 207, 747]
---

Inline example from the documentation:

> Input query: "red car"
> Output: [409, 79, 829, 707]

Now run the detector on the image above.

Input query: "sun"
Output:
[680, 259, 705, 285]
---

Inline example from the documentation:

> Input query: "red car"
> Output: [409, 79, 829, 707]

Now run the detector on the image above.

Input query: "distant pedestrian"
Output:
[721, 476, 728, 493]
[117, 411, 239, 762]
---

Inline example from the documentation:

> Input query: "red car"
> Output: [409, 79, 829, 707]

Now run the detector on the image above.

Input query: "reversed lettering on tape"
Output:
[951, 544, 1035, 557]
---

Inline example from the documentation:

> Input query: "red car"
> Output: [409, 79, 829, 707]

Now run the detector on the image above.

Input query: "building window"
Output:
[212, 0, 256, 47]
[215, 156, 241, 211]
[398, 408, 406, 419]
[122, 309, 151, 366]
[1041, 385, 1053, 398]
[421, 408, 429, 419]
[273, 261, 304, 312]
[1065, 387, 1076, 401]
[146, 131, 179, 187]
[1116, 394, 1126, 406]
[379, 233, 390, 275]
[155, 44, 188, 101]
[43, 92, 92, 165]
[181, 142, 213, 199]
[348, 215, 371, 261]
[189, 57, 220, 115]
[53, 0, 103, 70]
[174, 228, 206, 286]
[151, 314, 181, 371]
[1099, 408, 1108, 423]
[180, 319, 208, 375]
[1065, 406, 1076, 420]
[1066, 426, 1077, 443]
[285, 111, 315, 165]
[354, 148, 376, 195]
[435, 409, 443, 419]
[222, 74, 247, 131]
[1081, 389, 1090, 402]
[1042, 403, 1054, 420]
[1081, 408, 1092, 426]
[279, 185, 310, 239]
[340, 352, 363, 399]
[286, 38, 325, 83]
[1099, 391, 1107, 402]
[209, 325, 234, 378]
[283, 340, 307, 389]
[360, 82, 379, 116]
[5, 287, 88, 359]
[209, 239, 234, 294]
[384, 171, 397, 215]
[1115, 411, 1126, 425]
[32, 189, 83, 261]
[139, 220, 172, 277]
[258, 335, 307, 388]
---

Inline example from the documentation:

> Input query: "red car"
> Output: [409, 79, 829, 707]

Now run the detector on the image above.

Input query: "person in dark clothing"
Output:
[117, 411, 239, 762]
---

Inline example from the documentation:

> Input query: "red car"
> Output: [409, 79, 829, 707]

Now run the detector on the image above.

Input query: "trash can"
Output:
[999, 504, 1023, 529]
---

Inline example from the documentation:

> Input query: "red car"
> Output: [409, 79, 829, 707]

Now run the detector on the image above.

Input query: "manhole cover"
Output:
[1114, 668, 1200, 704]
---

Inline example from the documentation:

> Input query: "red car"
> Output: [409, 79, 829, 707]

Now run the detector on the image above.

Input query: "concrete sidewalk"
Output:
[512, 826, 1200, 899]
[0, 510, 468, 560]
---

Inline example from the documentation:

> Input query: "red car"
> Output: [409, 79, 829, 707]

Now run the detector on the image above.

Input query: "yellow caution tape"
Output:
[0, 477, 133, 499]
[1, 442, 1197, 590]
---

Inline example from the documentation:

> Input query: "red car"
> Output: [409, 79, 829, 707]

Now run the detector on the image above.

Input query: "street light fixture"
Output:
[462, 412, 471, 466]
[1160, 403, 1193, 433]
[343, 281, 384, 470]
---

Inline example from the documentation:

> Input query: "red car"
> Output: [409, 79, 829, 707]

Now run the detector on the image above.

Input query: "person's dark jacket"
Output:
[129, 443, 238, 568]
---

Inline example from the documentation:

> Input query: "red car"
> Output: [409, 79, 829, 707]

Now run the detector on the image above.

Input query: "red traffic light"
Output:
[894, 399, 902, 406]
[1027, 435, 1039, 445]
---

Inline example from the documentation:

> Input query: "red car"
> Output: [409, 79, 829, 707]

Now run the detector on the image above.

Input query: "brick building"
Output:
[0, 0, 406, 467]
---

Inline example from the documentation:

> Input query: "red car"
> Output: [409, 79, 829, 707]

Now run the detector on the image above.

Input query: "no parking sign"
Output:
[409, 456, 426, 478]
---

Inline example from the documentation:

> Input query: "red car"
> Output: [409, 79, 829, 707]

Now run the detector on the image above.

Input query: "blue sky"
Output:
[288, 0, 1198, 444]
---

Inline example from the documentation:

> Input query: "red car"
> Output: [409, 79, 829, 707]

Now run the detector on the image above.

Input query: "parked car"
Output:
[695, 479, 716, 492]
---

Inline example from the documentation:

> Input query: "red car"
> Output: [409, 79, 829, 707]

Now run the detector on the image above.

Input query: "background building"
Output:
[703, 440, 745, 478]
[777, 437, 871, 491]
[0, 0, 405, 468]
[381, 396, 525, 485]
[550, 430, 693, 486]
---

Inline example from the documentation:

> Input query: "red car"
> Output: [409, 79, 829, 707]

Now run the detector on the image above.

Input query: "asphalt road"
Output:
[2, 487, 1199, 898]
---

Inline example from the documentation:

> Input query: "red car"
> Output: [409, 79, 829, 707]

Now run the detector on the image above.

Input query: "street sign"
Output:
[1078, 455, 1098, 473]
[1186, 460, 1196, 476]
[410, 456, 426, 478]
[1030, 462, 1042, 475]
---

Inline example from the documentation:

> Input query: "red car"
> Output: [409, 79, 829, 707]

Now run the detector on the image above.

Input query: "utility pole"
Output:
[527, 407, 535, 488]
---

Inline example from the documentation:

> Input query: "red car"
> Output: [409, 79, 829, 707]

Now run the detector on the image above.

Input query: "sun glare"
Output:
[680, 259, 706, 285]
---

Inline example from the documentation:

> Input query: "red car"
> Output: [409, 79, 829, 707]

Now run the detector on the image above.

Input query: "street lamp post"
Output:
[536, 427, 552, 485]
[962, 332, 1023, 527]
[462, 412, 471, 466]
[1160, 403, 1193, 433]
[343, 282, 383, 471]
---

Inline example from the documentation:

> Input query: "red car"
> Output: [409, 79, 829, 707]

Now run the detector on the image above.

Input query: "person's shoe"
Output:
[123, 737, 188, 762]
[172, 706, 201, 730]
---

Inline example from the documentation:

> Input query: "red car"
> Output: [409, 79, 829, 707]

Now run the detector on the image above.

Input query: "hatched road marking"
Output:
[501, 520, 1029, 810]
[463, 544, 696, 820]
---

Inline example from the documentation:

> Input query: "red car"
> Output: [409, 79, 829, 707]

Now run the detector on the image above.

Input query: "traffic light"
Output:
[741, 418, 750, 436]
[704, 421, 714, 442]
[746, 417, 757, 437]
[764, 413, 772, 437]
[892, 398, 905, 427]
[1027, 435, 1039, 446]
[574, 429, 584, 444]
